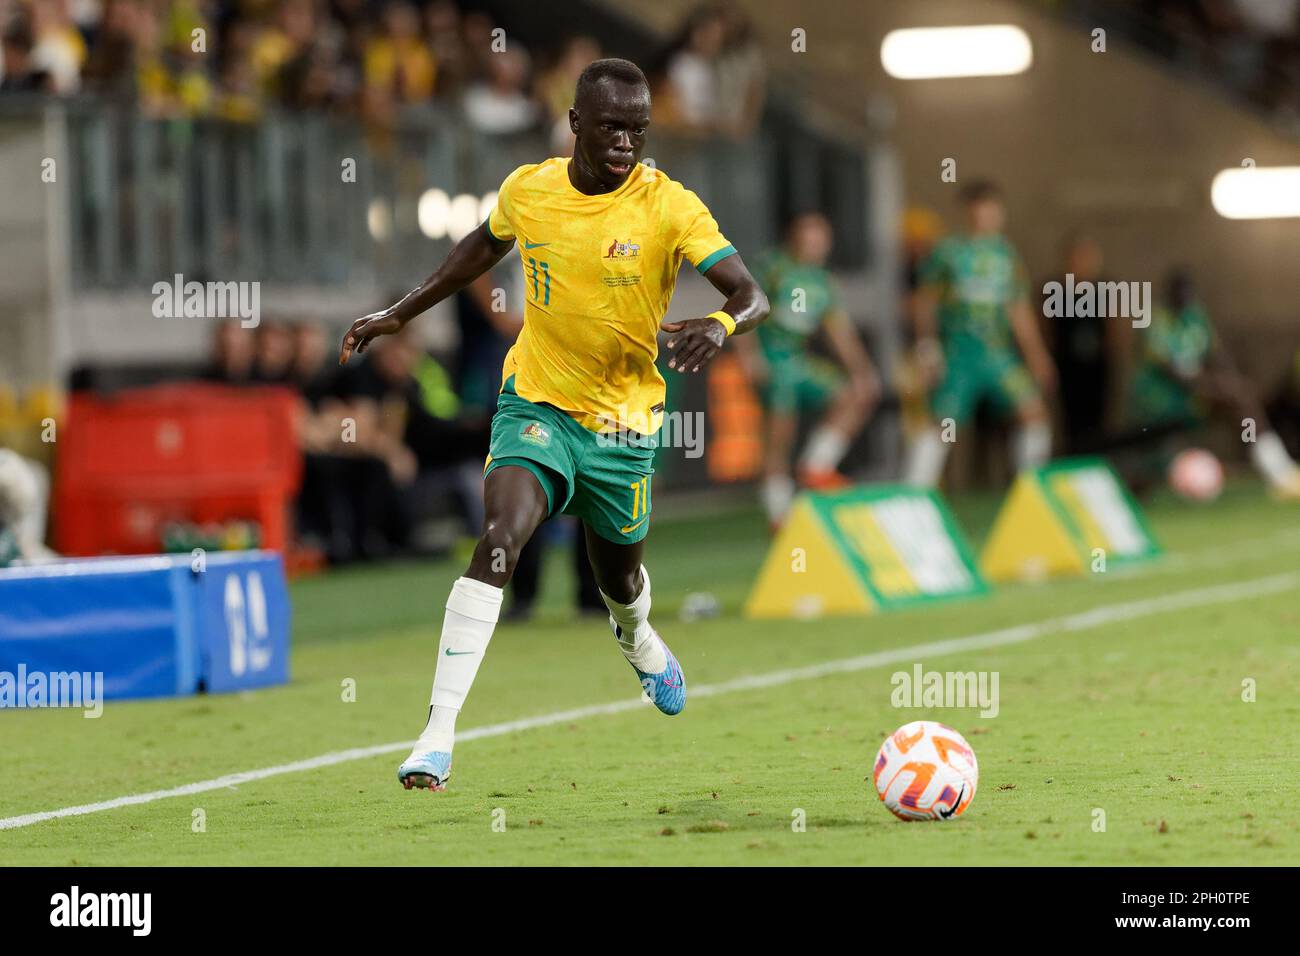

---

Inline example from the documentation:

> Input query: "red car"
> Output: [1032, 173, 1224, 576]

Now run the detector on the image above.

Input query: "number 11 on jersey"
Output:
[527, 257, 550, 305]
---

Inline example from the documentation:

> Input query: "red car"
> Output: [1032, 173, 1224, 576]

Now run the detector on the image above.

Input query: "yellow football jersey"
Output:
[486, 157, 735, 434]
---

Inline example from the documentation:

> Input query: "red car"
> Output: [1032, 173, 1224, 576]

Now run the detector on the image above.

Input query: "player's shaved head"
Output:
[568, 58, 651, 194]
[574, 58, 649, 111]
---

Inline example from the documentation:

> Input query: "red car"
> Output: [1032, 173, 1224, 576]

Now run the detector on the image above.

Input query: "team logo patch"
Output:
[519, 422, 551, 447]
[603, 239, 640, 259]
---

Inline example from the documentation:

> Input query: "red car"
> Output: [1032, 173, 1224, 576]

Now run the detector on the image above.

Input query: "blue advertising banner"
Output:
[196, 551, 291, 693]
[0, 552, 290, 707]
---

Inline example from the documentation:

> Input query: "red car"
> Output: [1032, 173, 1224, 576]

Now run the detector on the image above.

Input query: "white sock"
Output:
[761, 474, 796, 523]
[904, 429, 948, 486]
[1013, 422, 1052, 472]
[414, 704, 459, 756]
[600, 565, 667, 673]
[411, 576, 503, 754]
[799, 425, 849, 472]
[1251, 431, 1299, 486]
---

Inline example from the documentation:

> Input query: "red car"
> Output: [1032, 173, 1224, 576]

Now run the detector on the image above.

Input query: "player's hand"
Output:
[660, 316, 728, 373]
[339, 311, 404, 364]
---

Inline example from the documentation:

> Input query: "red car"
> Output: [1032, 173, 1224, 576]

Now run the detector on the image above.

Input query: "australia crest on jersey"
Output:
[603, 239, 641, 259]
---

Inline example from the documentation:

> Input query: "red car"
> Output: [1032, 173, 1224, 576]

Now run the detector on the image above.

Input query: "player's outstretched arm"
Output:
[339, 222, 515, 364]
[661, 253, 769, 374]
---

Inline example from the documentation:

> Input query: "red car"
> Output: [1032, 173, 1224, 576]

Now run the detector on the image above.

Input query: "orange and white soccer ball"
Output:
[872, 720, 978, 821]
[1168, 448, 1223, 503]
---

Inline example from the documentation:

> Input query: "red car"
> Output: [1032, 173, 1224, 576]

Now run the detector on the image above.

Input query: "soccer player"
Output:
[734, 212, 880, 525]
[904, 181, 1056, 486]
[1128, 270, 1300, 498]
[338, 59, 769, 791]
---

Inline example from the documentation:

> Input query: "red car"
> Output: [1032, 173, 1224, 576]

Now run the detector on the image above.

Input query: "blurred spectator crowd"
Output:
[204, 314, 489, 564]
[203, 310, 607, 616]
[0, 0, 765, 139]
[1139, 0, 1300, 124]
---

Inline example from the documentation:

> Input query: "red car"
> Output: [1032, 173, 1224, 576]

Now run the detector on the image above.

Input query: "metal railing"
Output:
[29, 99, 868, 293]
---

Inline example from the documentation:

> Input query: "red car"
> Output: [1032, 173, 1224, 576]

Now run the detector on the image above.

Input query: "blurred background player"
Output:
[1039, 233, 1131, 455]
[0, 448, 53, 566]
[904, 180, 1056, 486]
[736, 212, 880, 525]
[1268, 341, 1300, 461]
[1126, 269, 1300, 499]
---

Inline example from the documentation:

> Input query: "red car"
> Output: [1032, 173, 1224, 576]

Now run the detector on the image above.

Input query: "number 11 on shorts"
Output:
[630, 476, 650, 521]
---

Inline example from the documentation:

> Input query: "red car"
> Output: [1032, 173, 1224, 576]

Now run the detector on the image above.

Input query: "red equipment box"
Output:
[55, 383, 302, 556]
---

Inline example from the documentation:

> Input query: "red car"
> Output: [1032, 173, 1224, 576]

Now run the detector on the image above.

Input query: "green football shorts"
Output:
[930, 344, 1038, 424]
[1126, 366, 1203, 429]
[484, 378, 657, 544]
[761, 353, 843, 414]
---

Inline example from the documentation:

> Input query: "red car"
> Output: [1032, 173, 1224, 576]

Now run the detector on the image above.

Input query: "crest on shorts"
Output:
[519, 422, 551, 447]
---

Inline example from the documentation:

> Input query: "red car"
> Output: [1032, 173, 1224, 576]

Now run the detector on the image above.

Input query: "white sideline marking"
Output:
[1, 571, 1294, 832]
[1108, 527, 1300, 579]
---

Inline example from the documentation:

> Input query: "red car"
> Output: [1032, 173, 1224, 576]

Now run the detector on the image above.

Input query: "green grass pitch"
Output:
[2, 483, 1297, 865]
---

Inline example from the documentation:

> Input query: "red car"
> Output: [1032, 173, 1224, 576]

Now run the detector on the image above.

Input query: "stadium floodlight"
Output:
[447, 193, 482, 241]
[419, 189, 498, 239]
[1211, 166, 1300, 219]
[880, 25, 1033, 80]
[367, 198, 392, 241]
[418, 188, 451, 239]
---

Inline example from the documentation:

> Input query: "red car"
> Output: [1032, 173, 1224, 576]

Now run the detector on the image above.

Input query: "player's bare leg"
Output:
[1011, 396, 1053, 473]
[465, 466, 550, 586]
[584, 527, 643, 603]
[1204, 368, 1300, 499]
[398, 466, 549, 791]
[586, 527, 686, 715]
[799, 382, 872, 490]
[761, 410, 798, 527]
[904, 418, 950, 487]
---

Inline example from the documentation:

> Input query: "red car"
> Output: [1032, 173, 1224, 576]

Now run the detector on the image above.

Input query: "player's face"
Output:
[966, 198, 1005, 235]
[1067, 239, 1103, 277]
[790, 216, 833, 265]
[571, 80, 650, 189]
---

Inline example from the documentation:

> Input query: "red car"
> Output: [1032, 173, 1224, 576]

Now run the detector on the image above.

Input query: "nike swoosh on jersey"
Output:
[620, 517, 648, 534]
[523, 240, 550, 249]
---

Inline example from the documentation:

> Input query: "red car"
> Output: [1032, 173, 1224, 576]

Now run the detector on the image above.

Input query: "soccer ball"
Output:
[872, 720, 978, 821]
[1168, 448, 1223, 503]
